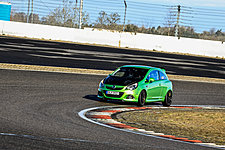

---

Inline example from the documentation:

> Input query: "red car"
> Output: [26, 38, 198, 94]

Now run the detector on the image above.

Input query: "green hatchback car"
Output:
[97, 65, 173, 106]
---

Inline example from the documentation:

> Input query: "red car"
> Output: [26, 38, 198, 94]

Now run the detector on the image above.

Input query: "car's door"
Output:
[158, 71, 168, 97]
[146, 70, 162, 100]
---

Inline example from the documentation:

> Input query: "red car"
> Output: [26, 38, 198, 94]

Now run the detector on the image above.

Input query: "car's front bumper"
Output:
[97, 87, 139, 102]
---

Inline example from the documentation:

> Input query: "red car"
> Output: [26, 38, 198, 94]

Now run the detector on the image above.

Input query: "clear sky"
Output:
[85, 0, 225, 33]
[1, 0, 225, 33]
[138, 0, 225, 7]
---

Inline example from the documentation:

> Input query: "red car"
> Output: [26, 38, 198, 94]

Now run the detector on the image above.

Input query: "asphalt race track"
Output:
[0, 36, 225, 79]
[0, 36, 225, 150]
[1, 70, 225, 150]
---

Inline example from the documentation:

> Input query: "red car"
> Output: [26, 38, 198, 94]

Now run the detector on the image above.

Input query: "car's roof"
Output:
[121, 65, 157, 70]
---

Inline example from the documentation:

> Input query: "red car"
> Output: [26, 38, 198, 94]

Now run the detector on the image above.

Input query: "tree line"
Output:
[10, 4, 225, 42]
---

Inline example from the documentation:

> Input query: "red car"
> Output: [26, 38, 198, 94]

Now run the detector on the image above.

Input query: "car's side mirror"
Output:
[149, 78, 155, 83]
[145, 79, 149, 83]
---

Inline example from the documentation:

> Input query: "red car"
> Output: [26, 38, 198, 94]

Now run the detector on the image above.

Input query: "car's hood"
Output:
[103, 76, 140, 86]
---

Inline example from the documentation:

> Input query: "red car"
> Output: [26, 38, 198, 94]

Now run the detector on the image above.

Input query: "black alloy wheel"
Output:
[162, 91, 172, 106]
[138, 90, 146, 106]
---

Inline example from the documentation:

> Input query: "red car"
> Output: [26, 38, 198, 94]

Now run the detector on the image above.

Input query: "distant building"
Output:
[0, 2, 11, 21]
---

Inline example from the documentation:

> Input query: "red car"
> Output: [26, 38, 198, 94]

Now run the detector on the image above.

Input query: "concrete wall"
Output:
[1, 20, 225, 58]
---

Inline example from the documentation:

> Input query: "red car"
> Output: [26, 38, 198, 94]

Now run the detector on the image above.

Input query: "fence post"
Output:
[79, 0, 83, 29]
[27, 0, 30, 23]
[175, 5, 180, 38]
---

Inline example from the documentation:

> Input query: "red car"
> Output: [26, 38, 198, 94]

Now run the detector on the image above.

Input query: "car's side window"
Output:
[148, 70, 159, 81]
[159, 71, 167, 80]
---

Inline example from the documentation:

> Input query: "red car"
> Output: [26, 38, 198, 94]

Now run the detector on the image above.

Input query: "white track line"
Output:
[78, 105, 225, 150]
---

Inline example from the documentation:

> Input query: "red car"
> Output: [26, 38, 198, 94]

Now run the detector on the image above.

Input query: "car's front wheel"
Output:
[138, 90, 146, 106]
[162, 91, 172, 106]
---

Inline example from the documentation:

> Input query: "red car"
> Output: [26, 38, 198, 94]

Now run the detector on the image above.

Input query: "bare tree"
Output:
[96, 11, 108, 27]
[164, 8, 176, 36]
[11, 12, 27, 22]
[95, 11, 121, 30]
[42, 0, 89, 28]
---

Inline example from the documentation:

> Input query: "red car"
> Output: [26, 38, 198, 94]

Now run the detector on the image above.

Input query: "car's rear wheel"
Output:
[138, 90, 146, 106]
[162, 91, 172, 106]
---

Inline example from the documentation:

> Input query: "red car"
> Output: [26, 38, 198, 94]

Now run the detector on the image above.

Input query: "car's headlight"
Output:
[126, 83, 138, 90]
[99, 80, 104, 88]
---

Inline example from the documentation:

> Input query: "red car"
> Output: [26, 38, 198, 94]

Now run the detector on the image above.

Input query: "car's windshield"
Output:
[112, 67, 149, 80]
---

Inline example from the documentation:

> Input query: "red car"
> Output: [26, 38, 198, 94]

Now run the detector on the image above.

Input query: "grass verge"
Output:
[115, 108, 225, 145]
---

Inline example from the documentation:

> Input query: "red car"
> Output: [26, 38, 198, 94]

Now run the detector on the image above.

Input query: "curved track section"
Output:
[79, 105, 225, 149]
[1, 69, 225, 150]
